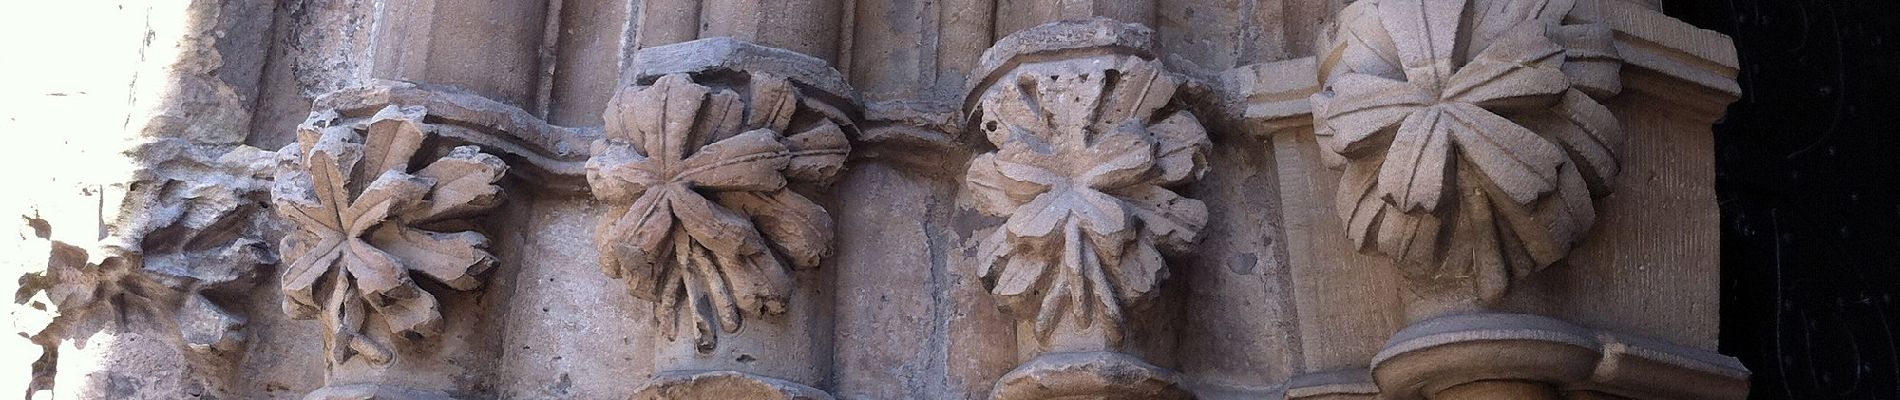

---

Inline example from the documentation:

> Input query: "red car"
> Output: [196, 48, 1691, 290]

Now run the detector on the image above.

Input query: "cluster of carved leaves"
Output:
[273, 106, 506, 365]
[16, 141, 276, 353]
[1310, 0, 1625, 304]
[587, 73, 850, 351]
[967, 55, 1210, 344]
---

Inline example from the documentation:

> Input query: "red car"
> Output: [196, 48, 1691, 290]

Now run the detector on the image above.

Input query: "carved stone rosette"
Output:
[590, 72, 847, 352]
[274, 104, 507, 399]
[964, 19, 1207, 400]
[1311, 0, 1625, 315]
[593, 38, 856, 399]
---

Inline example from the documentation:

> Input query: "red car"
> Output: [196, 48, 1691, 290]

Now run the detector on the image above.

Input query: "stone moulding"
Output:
[963, 18, 1206, 400]
[273, 104, 507, 368]
[1370, 313, 1749, 400]
[1265, 314, 1749, 400]
[990, 352, 1188, 400]
[311, 80, 598, 192]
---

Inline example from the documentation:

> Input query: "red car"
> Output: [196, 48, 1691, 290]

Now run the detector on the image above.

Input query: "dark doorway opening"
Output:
[1670, 0, 1900, 398]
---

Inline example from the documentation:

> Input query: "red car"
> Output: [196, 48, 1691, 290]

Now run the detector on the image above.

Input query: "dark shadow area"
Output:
[1668, 0, 1900, 398]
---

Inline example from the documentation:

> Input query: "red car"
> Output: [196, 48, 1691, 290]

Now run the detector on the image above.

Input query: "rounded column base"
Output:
[990, 351, 1189, 400]
[629, 370, 834, 400]
[304, 384, 455, 400]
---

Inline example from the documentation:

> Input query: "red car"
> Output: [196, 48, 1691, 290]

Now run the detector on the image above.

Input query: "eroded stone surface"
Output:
[588, 72, 849, 351]
[273, 105, 506, 367]
[629, 370, 835, 400]
[990, 351, 1190, 400]
[966, 20, 1210, 354]
[4, 2, 1750, 399]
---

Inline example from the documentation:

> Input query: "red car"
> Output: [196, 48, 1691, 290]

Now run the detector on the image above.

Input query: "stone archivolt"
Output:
[9, 2, 1755, 399]
[588, 73, 850, 351]
[272, 105, 507, 366]
[967, 54, 1210, 345]
[1312, 0, 1625, 308]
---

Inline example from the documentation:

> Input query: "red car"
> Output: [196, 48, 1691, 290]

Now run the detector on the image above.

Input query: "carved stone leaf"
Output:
[369, 285, 442, 339]
[340, 171, 431, 237]
[1376, 0, 1466, 90]
[676, 129, 791, 191]
[1113, 184, 1209, 255]
[713, 190, 833, 269]
[1466, 0, 1575, 57]
[1443, 103, 1567, 205]
[1328, 1, 1404, 79]
[1377, 107, 1456, 212]
[973, 227, 1013, 282]
[356, 107, 429, 190]
[1551, 23, 1623, 99]
[966, 153, 1040, 216]
[746, 75, 800, 133]
[1077, 129, 1158, 191]
[366, 226, 493, 290]
[1092, 57, 1179, 133]
[1441, 23, 1569, 110]
[782, 121, 850, 184]
[1111, 236, 1167, 300]
[1523, 90, 1624, 192]
[587, 140, 663, 203]
[1148, 113, 1211, 185]
[1319, 73, 1433, 155]
[278, 235, 341, 319]
[1007, 188, 1129, 241]
[404, 146, 507, 223]
[710, 251, 793, 323]
[598, 188, 675, 291]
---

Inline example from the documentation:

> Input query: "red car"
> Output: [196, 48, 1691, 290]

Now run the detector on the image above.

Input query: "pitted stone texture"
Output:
[588, 72, 849, 353]
[303, 384, 455, 400]
[990, 351, 1190, 400]
[629, 370, 835, 400]
[964, 18, 1156, 112]
[273, 105, 507, 367]
[626, 37, 858, 105]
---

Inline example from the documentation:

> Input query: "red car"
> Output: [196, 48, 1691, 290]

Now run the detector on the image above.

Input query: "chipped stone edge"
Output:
[962, 17, 1158, 113]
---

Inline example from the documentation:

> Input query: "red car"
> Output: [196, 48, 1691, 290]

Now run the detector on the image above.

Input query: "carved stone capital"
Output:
[962, 17, 1207, 400]
[1306, 0, 1629, 315]
[591, 37, 855, 396]
[964, 18, 1209, 351]
[1371, 313, 1748, 400]
[273, 99, 512, 397]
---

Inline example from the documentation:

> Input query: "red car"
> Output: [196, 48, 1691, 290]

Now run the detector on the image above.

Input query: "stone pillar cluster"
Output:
[8, 0, 1753, 399]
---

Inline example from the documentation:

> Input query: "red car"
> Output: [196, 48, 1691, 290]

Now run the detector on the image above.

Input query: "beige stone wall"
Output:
[1, 1, 1748, 399]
